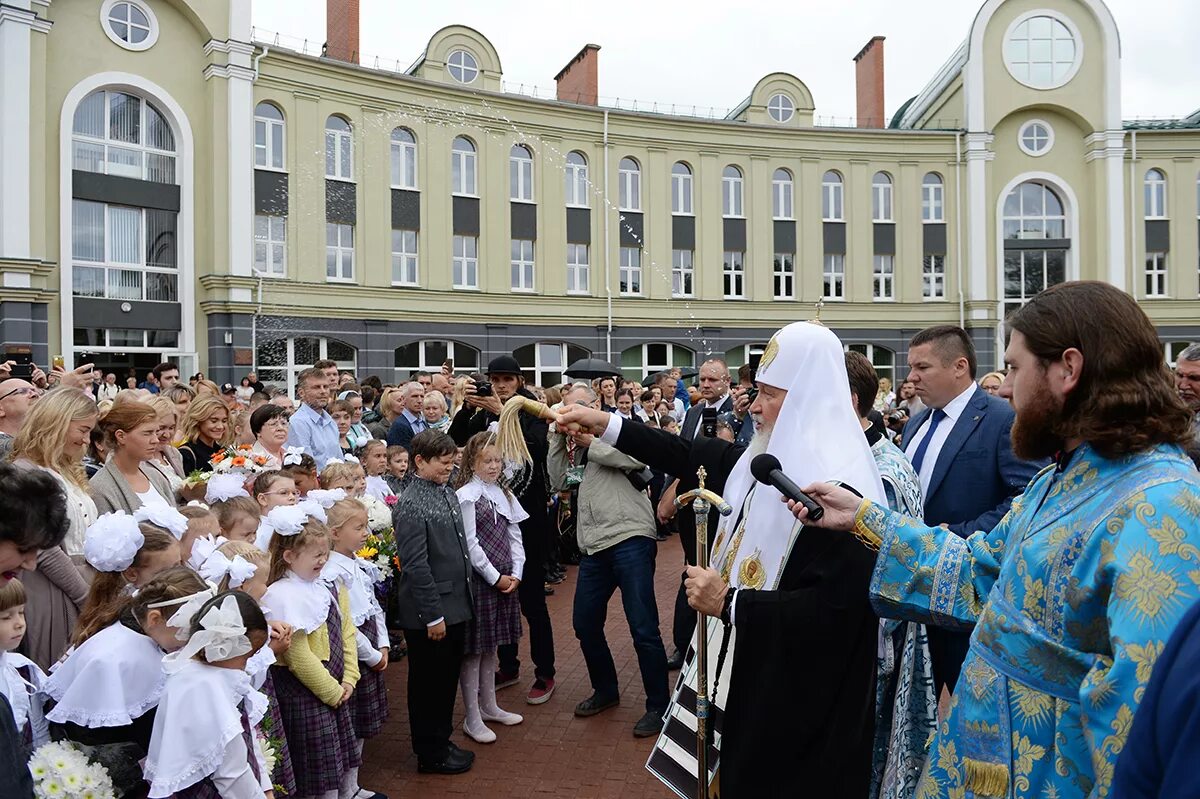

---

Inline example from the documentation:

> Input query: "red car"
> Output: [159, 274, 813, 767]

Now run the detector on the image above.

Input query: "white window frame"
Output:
[452, 137, 477, 197]
[1145, 252, 1168, 298]
[511, 238, 535, 292]
[872, 173, 893, 222]
[1018, 120, 1054, 157]
[253, 213, 286, 277]
[71, 200, 178, 303]
[923, 254, 946, 300]
[873, 254, 895, 301]
[619, 246, 642, 296]
[71, 90, 177, 184]
[846, 343, 896, 385]
[325, 222, 354, 282]
[636, 342, 694, 377]
[566, 243, 590, 294]
[100, 0, 158, 52]
[723, 251, 745, 299]
[510, 145, 534, 203]
[619, 158, 641, 211]
[516, 342, 589, 388]
[390, 128, 417, 190]
[254, 103, 285, 172]
[672, 163, 693, 215]
[822, 171, 844, 221]
[1144, 169, 1168, 219]
[922, 173, 945, 222]
[772, 169, 794, 220]
[773, 253, 795, 300]
[447, 50, 479, 84]
[767, 93, 795, 124]
[453, 235, 478, 289]
[324, 117, 353, 181]
[672, 249, 694, 298]
[565, 152, 589, 208]
[255, 337, 357, 398]
[722, 166, 744, 218]
[394, 340, 480, 380]
[391, 229, 418, 286]
[823, 253, 845, 300]
[1003, 11, 1083, 91]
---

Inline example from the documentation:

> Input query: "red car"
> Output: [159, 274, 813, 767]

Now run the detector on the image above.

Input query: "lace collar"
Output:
[456, 476, 530, 525]
[144, 659, 268, 797]
[322, 551, 377, 628]
[43, 622, 165, 727]
[260, 571, 332, 634]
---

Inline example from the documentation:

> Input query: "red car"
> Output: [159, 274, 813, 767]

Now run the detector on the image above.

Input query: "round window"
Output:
[1004, 13, 1081, 89]
[447, 50, 479, 84]
[101, 0, 158, 51]
[1018, 120, 1054, 156]
[767, 93, 795, 123]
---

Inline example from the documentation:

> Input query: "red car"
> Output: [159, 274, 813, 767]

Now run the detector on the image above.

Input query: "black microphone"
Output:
[750, 454, 824, 521]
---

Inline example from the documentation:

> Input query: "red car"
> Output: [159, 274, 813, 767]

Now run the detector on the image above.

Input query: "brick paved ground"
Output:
[360, 540, 686, 798]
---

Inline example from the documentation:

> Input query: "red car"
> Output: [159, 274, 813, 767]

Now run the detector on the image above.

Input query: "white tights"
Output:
[337, 740, 365, 799]
[460, 650, 523, 742]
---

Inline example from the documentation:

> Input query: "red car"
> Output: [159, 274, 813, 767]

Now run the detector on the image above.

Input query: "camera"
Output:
[474, 380, 493, 397]
[701, 407, 718, 438]
[744, 386, 759, 404]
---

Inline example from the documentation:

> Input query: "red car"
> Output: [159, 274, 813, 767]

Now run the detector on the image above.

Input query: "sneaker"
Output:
[574, 693, 619, 717]
[526, 677, 556, 705]
[495, 670, 520, 690]
[633, 710, 664, 738]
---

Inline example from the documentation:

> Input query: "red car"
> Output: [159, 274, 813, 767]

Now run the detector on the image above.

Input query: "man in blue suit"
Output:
[901, 325, 1046, 696]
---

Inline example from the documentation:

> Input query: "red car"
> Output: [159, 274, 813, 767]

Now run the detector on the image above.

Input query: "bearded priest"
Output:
[557, 321, 886, 799]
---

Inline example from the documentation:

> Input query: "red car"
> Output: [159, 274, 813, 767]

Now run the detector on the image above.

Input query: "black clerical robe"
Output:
[612, 419, 878, 799]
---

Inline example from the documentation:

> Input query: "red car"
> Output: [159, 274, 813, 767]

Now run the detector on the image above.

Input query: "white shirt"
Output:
[903, 382, 977, 498]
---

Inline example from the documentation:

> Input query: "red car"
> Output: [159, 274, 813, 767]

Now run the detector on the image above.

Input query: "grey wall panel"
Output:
[923, 223, 947, 255]
[873, 223, 896, 255]
[1145, 220, 1170, 252]
[0, 301, 49, 366]
[74, 298, 181, 331]
[723, 218, 747, 251]
[510, 202, 537, 240]
[453, 196, 480, 236]
[73, 170, 180, 212]
[391, 189, 420, 230]
[566, 208, 591, 244]
[325, 180, 357, 225]
[823, 222, 846, 254]
[620, 212, 644, 247]
[254, 170, 288, 215]
[773, 221, 796, 254]
[672, 215, 695, 249]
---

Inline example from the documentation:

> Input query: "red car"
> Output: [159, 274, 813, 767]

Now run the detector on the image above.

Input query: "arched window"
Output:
[254, 102, 284, 171]
[1002, 180, 1068, 316]
[1144, 168, 1168, 219]
[672, 162, 693, 215]
[390, 128, 417, 189]
[515, 342, 590, 387]
[872, 172, 893, 222]
[922, 173, 944, 222]
[451, 136, 477, 196]
[722, 165, 744, 217]
[447, 50, 479, 84]
[619, 157, 641, 211]
[822, 170, 844, 221]
[510, 145, 534, 202]
[772, 168, 793, 220]
[72, 89, 176, 183]
[324, 116, 352, 180]
[565, 151, 589, 207]
[394, 340, 479, 378]
[256, 336, 356, 396]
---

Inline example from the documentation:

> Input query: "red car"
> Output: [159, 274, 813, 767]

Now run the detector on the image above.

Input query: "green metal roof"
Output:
[1124, 108, 1200, 130]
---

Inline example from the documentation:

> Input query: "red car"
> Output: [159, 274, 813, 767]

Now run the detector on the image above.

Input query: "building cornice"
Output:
[204, 63, 256, 82]
[0, 5, 52, 33]
[204, 38, 256, 58]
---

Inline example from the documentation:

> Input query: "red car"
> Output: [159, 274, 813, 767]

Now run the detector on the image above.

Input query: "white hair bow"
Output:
[282, 446, 306, 466]
[304, 488, 345, 509]
[199, 550, 257, 589]
[133, 504, 189, 540]
[163, 595, 252, 671]
[186, 534, 228, 571]
[148, 584, 219, 641]
[325, 453, 359, 466]
[83, 512, 145, 573]
[206, 473, 250, 504]
[263, 505, 310, 537]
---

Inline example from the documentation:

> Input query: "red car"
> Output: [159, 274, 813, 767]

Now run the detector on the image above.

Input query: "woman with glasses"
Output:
[177, 395, 231, 474]
[249, 403, 291, 468]
[89, 400, 175, 514]
[144, 396, 186, 492]
[0, 379, 42, 460]
[8, 388, 97, 669]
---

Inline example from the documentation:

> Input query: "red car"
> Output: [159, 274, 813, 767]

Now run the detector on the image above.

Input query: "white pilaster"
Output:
[205, 38, 257, 278]
[1085, 131, 1128, 291]
[0, 2, 36, 260]
[964, 132, 994, 303]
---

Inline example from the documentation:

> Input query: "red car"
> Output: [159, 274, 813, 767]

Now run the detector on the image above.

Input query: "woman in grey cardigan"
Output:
[89, 400, 175, 514]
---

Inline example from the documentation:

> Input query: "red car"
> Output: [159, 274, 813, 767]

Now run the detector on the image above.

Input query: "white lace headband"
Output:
[163, 594, 252, 671]
[84, 512, 144, 573]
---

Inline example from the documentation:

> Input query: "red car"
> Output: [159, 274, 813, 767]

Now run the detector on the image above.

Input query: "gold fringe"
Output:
[963, 758, 1009, 798]
[496, 396, 554, 468]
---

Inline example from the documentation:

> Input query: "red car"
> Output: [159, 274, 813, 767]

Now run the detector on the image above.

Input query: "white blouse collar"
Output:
[43, 622, 166, 727]
[260, 571, 332, 634]
[322, 550, 378, 628]
[0, 651, 42, 733]
[456, 476, 530, 525]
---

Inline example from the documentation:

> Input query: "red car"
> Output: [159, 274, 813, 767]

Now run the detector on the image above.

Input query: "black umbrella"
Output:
[644, 366, 698, 384]
[565, 358, 624, 379]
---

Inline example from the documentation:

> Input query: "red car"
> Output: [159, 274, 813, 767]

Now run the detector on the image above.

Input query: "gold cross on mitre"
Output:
[808, 298, 826, 327]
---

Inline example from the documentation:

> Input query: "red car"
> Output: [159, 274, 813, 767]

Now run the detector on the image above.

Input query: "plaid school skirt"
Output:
[260, 670, 297, 796]
[350, 617, 389, 739]
[174, 701, 264, 799]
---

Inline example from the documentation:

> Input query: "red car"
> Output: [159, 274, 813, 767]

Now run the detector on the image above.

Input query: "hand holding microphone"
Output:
[750, 454, 824, 522]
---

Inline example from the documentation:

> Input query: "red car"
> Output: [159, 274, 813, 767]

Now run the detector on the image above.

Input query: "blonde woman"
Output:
[367, 386, 402, 440]
[979, 371, 1006, 396]
[145, 395, 186, 488]
[449, 376, 471, 418]
[194, 378, 220, 397]
[9, 387, 98, 668]
[177, 394, 232, 474]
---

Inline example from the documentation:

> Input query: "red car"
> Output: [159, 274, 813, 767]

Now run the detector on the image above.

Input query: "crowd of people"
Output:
[1, 283, 1199, 799]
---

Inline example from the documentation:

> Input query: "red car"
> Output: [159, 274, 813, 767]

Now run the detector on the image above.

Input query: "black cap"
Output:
[220, 382, 237, 394]
[486, 355, 522, 376]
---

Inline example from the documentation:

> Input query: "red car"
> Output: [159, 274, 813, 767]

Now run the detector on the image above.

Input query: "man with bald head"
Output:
[0, 378, 42, 460]
[387, 381, 428, 453]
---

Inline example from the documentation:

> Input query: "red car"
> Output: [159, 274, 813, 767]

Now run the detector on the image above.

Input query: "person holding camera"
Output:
[547, 383, 668, 738]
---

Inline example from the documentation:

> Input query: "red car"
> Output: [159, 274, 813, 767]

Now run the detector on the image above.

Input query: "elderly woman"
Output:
[9, 387, 97, 669]
[144, 395, 185, 490]
[979, 371, 1006, 396]
[89, 400, 174, 514]
[177, 394, 231, 474]
[249, 402, 291, 468]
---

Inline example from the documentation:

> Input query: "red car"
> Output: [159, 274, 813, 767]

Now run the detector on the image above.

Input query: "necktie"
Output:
[909, 408, 947, 474]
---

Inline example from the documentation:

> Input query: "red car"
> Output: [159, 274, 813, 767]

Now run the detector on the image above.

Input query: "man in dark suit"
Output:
[386, 381, 427, 452]
[901, 325, 1046, 696]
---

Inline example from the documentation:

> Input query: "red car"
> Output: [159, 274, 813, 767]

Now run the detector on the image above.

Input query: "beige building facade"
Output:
[0, 0, 1196, 391]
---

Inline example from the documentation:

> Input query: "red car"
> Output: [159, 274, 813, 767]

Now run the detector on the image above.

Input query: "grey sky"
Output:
[252, 0, 1198, 123]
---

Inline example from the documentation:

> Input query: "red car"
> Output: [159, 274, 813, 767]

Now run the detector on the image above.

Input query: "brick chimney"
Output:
[853, 36, 886, 128]
[555, 44, 600, 105]
[325, 0, 360, 64]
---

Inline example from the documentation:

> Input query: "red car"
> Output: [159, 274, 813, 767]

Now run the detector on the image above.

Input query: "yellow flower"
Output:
[356, 546, 378, 559]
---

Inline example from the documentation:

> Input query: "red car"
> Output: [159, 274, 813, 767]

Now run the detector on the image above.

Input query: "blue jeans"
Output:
[572, 535, 669, 713]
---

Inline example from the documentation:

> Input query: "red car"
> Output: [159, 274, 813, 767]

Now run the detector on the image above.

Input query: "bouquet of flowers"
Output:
[210, 443, 271, 475]
[29, 741, 116, 799]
